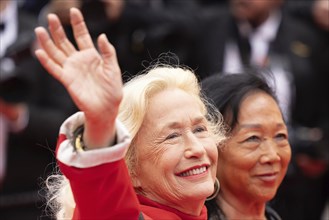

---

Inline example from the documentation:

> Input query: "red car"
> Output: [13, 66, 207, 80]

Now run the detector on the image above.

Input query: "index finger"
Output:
[48, 13, 76, 55]
[70, 7, 95, 50]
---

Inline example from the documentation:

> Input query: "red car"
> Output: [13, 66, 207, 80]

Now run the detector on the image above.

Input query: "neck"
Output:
[216, 192, 267, 220]
[139, 193, 205, 216]
[167, 198, 205, 216]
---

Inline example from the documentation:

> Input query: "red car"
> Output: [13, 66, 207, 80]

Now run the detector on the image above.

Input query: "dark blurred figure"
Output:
[0, 1, 77, 219]
[111, 0, 200, 79]
[283, 1, 329, 220]
[185, 0, 329, 219]
[285, 0, 329, 32]
[21, 0, 51, 15]
[41, 0, 206, 82]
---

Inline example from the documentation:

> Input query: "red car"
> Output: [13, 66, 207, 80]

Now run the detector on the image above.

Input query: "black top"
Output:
[207, 202, 282, 220]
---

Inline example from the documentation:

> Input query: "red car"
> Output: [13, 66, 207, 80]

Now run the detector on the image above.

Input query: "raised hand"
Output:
[34, 8, 122, 148]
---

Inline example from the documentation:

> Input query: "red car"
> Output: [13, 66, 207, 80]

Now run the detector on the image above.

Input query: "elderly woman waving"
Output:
[34, 8, 225, 220]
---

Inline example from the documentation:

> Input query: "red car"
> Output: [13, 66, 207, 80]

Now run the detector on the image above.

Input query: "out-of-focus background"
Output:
[0, 0, 328, 219]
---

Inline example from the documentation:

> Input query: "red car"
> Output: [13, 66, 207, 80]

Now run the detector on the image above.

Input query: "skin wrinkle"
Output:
[139, 115, 211, 172]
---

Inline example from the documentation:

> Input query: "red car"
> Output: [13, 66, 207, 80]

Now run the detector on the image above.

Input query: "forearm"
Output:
[55, 112, 141, 219]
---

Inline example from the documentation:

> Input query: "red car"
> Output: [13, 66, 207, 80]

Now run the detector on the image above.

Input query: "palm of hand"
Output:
[63, 48, 122, 119]
[35, 8, 123, 147]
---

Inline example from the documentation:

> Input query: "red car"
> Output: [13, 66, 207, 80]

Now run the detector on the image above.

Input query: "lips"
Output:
[177, 165, 209, 177]
[255, 172, 279, 182]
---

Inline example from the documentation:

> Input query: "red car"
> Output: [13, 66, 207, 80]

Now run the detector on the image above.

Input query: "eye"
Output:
[245, 135, 261, 142]
[275, 133, 288, 141]
[193, 126, 207, 133]
[165, 132, 180, 140]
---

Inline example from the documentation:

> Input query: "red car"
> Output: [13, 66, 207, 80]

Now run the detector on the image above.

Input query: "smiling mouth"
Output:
[256, 172, 279, 182]
[178, 166, 208, 177]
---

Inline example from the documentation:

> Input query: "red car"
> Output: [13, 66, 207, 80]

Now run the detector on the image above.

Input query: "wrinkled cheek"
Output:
[210, 166, 217, 180]
[208, 142, 219, 162]
[210, 152, 219, 179]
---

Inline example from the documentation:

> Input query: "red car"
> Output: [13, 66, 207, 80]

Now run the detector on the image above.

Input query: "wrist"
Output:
[83, 117, 117, 149]
[74, 125, 117, 152]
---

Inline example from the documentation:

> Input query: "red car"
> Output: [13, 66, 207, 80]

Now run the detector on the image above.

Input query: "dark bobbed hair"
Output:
[201, 69, 279, 133]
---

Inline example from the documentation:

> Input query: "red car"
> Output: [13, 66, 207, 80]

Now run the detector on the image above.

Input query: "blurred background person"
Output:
[285, 0, 329, 31]
[0, 1, 76, 219]
[39, 0, 205, 81]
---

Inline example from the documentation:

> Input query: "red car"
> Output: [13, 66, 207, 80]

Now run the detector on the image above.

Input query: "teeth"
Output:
[179, 166, 207, 177]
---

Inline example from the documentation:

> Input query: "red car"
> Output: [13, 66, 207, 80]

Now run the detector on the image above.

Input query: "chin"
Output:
[256, 191, 276, 202]
[199, 184, 215, 199]
[188, 185, 214, 201]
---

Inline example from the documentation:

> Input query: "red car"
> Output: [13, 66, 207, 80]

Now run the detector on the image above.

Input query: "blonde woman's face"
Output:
[218, 91, 291, 203]
[134, 88, 218, 213]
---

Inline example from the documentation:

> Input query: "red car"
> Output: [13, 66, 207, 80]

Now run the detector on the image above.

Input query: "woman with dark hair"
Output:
[201, 72, 291, 220]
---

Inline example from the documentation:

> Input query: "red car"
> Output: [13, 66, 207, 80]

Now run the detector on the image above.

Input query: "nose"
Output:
[259, 140, 281, 164]
[184, 133, 206, 158]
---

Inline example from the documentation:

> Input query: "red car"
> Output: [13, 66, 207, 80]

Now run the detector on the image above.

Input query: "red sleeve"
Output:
[56, 134, 141, 220]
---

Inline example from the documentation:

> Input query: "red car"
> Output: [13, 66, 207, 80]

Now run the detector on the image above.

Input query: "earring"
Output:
[206, 178, 220, 201]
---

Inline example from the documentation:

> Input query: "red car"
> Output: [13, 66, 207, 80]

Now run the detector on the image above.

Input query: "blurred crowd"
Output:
[0, 0, 328, 219]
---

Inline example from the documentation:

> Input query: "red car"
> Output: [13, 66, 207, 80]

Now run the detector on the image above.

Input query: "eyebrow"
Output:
[237, 123, 287, 130]
[161, 116, 206, 130]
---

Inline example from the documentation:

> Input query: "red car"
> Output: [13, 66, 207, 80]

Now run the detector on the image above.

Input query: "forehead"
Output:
[143, 89, 205, 127]
[238, 91, 283, 122]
